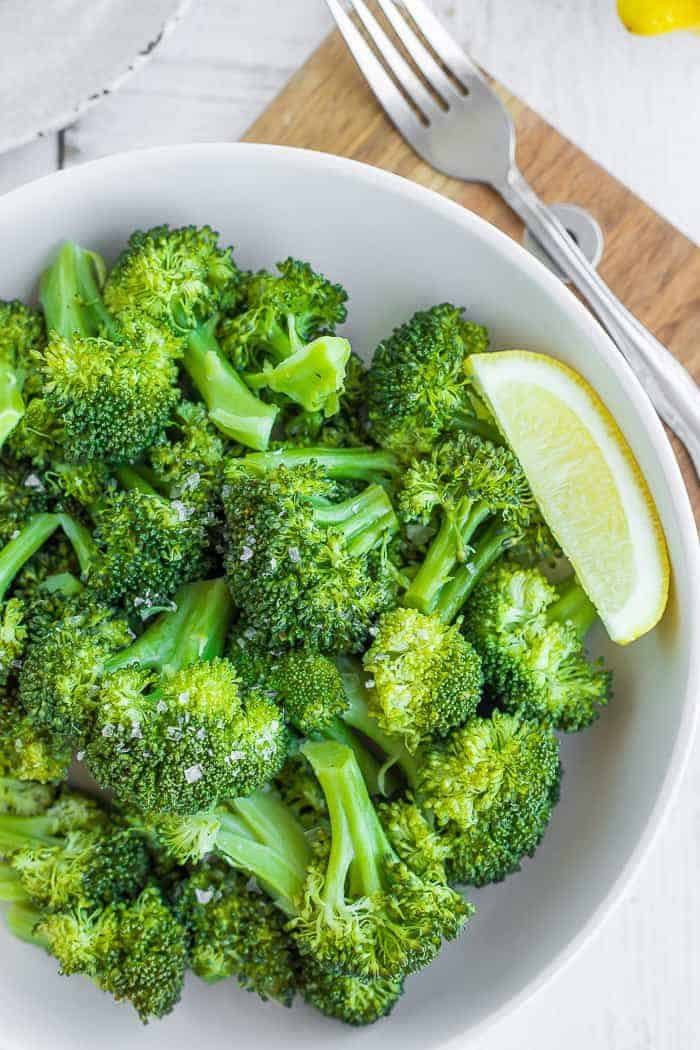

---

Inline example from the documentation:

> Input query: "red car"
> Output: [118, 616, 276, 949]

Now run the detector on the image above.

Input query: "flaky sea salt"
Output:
[184, 764, 203, 784]
[194, 887, 214, 905]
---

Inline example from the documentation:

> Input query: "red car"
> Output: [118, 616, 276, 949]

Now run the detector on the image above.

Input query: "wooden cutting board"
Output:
[244, 27, 700, 520]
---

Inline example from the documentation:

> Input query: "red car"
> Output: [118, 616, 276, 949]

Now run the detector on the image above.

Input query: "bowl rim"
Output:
[0, 142, 697, 1046]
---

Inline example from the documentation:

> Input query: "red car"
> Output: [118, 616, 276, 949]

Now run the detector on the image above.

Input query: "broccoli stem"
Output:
[113, 465, 160, 496]
[0, 513, 61, 603]
[242, 446, 400, 482]
[402, 500, 491, 615]
[56, 514, 97, 577]
[0, 360, 26, 449]
[214, 792, 313, 915]
[319, 718, 389, 797]
[302, 740, 392, 899]
[335, 662, 420, 792]
[183, 321, 278, 451]
[40, 242, 118, 340]
[5, 901, 49, 948]
[104, 578, 233, 676]
[311, 484, 398, 556]
[0, 864, 29, 903]
[434, 519, 517, 625]
[41, 572, 83, 597]
[0, 811, 61, 854]
[547, 577, 598, 639]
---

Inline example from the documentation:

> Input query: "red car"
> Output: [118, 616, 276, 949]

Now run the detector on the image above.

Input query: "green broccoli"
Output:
[174, 860, 298, 1004]
[289, 740, 472, 981]
[219, 257, 350, 415]
[0, 300, 45, 449]
[102, 224, 278, 450]
[400, 432, 539, 620]
[363, 607, 483, 752]
[0, 790, 150, 910]
[84, 578, 288, 813]
[299, 964, 404, 1025]
[461, 564, 612, 731]
[6, 884, 188, 1022]
[223, 461, 400, 652]
[0, 778, 56, 817]
[0, 696, 73, 785]
[279, 350, 369, 448]
[38, 241, 181, 462]
[418, 711, 561, 886]
[366, 303, 496, 456]
[240, 443, 399, 484]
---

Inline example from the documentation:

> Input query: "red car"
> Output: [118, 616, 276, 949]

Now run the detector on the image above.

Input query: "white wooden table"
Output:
[1, 2, 698, 1047]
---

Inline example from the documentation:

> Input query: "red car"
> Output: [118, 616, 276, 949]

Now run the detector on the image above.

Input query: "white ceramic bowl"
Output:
[0, 144, 697, 1050]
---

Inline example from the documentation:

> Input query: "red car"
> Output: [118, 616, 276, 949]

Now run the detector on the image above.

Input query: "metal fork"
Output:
[326, 0, 700, 476]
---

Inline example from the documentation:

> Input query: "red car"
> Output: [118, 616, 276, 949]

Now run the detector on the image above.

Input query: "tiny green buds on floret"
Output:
[175, 861, 298, 1004]
[103, 224, 278, 450]
[418, 712, 561, 886]
[223, 462, 400, 652]
[0, 778, 56, 817]
[367, 303, 493, 457]
[0, 299, 45, 448]
[39, 241, 181, 463]
[300, 964, 404, 1026]
[88, 658, 288, 815]
[364, 607, 483, 752]
[291, 740, 472, 981]
[462, 564, 612, 731]
[8, 884, 188, 1022]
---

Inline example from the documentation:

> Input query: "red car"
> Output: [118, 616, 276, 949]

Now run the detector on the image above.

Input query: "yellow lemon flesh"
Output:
[618, 0, 700, 34]
[467, 351, 669, 645]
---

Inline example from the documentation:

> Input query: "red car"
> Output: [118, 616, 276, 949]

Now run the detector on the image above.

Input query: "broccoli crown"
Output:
[223, 462, 399, 652]
[0, 458, 50, 545]
[399, 432, 534, 530]
[37, 884, 188, 1022]
[87, 659, 288, 814]
[363, 607, 483, 751]
[0, 777, 56, 817]
[103, 224, 241, 333]
[0, 788, 106, 855]
[91, 488, 211, 616]
[300, 964, 403, 1026]
[366, 304, 489, 456]
[462, 564, 612, 731]
[418, 712, 561, 886]
[0, 696, 72, 784]
[290, 740, 472, 982]
[0, 597, 26, 686]
[175, 862, 298, 1004]
[9, 823, 150, 910]
[147, 399, 226, 503]
[39, 329, 180, 464]
[219, 257, 348, 367]
[377, 797, 450, 883]
[18, 601, 133, 746]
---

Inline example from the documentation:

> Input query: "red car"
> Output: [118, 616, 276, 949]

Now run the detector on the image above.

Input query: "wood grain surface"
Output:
[244, 27, 700, 522]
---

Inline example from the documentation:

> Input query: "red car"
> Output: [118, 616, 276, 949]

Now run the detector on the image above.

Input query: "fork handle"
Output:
[496, 167, 700, 478]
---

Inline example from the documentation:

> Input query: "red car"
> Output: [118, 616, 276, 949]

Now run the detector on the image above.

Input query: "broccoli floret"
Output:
[7, 885, 188, 1022]
[88, 659, 287, 815]
[223, 462, 399, 652]
[86, 467, 213, 616]
[300, 964, 403, 1025]
[377, 797, 451, 883]
[0, 792, 150, 910]
[219, 258, 350, 415]
[418, 712, 561, 886]
[0, 300, 45, 449]
[175, 861, 298, 1004]
[0, 459, 50, 545]
[363, 607, 482, 752]
[147, 399, 227, 516]
[366, 303, 495, 456]
[289, 740, 472, 981]
[0, 696, 72, 785]
[18, 598, 132, 748]
[400, 432, 539, 620]
[38, 242, 181, 462]
[103, 224, 278, 450]
[462, 565, 612, 731]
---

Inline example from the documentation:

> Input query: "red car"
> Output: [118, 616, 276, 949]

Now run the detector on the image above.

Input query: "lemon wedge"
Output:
[618, 0, 700, 34]
[466, 351, 669, 644]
